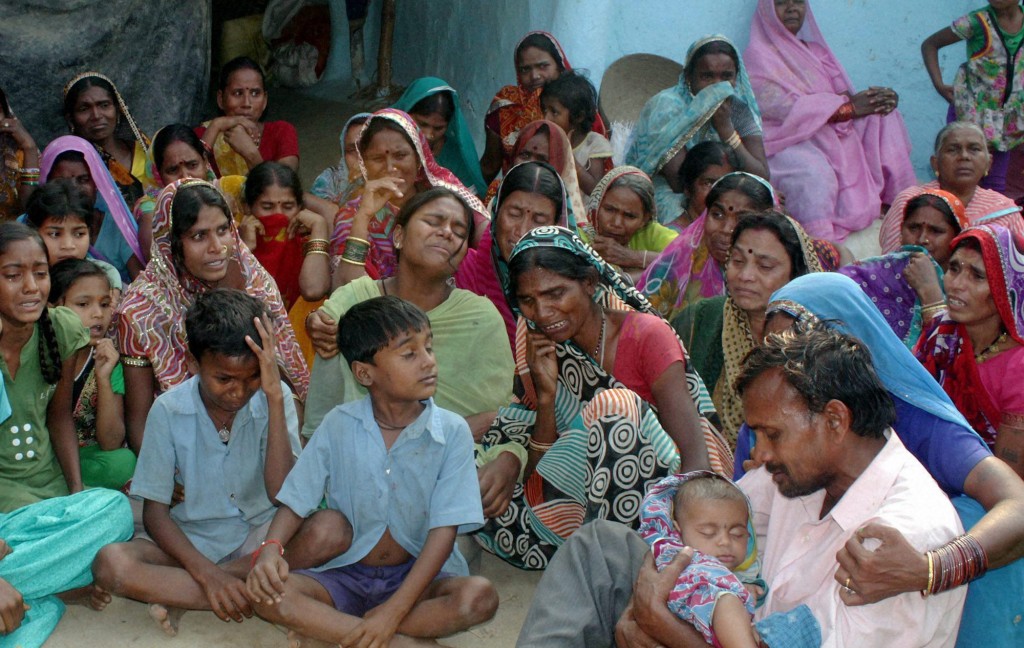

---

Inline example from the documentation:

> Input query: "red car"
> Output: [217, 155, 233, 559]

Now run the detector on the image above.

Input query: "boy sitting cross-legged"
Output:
[92, 288, 350, 636]
[247, 295, 498, 647]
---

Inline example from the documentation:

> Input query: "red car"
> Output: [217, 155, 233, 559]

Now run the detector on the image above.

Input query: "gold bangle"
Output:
[339, 256, 365, 267]
[528, 438, 555, 452]
[305, 238, 329, 245]
[120, 355, 152, 367]
[922, 551, 934, 597]
[347, 236, 371, 247]
[725, 131, 742, 150]
[305, 250, 330, 258]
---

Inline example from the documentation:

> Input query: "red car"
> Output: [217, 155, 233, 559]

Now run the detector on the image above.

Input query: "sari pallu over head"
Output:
[475, 226, 731, 567]
[505, 119, 588, 225]
[40, 135, 144, 263]
[488, 32, 606, 163]
[744, 0, 856, 154]
[311, 112, 371, 205]
[115, 179, 309, 397]
[915, 224, 1024, 445]
[625, 35, 761, 178]
[331, 108, 486, 278]
[63, 72, 153, 201]
[454, 161, 577, 346]
[638, 172, 777, 320]
[393, 79, 486, 196]
[716, 215, 823, 440]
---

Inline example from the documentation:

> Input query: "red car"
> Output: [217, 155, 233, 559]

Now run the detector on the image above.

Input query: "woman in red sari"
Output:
[480, 32, 605, 183]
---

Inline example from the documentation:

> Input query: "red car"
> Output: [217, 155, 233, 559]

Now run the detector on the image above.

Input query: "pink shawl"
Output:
[744, 0, 853, 154]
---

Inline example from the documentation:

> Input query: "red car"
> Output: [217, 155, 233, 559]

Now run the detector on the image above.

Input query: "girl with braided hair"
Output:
[0, 222, 93, 512]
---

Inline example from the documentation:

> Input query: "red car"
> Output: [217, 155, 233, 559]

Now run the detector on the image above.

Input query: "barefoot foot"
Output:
[286, 629, 336, 648]
[149, 603, 185, 637]
[88, 584, 112, 611]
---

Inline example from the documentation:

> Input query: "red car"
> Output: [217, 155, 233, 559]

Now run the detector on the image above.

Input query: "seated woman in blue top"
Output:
[736, 272, 1024, 647]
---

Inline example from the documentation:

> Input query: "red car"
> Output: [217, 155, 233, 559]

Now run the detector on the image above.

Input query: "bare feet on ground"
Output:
[148, 603, 186, 637]
[58, 585, 110, 612]
[285, 629, 444, 647]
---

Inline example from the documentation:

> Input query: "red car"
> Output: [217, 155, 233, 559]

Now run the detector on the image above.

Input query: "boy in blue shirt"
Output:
[92, 289, 349, 636]
[247, 296, 497, 647]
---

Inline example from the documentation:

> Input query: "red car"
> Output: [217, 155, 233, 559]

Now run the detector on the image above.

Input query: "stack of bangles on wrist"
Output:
[922, 533, 988, 597]
[340, 236, 370, 266]
[17, 167, 40, 186]
[528, 437, 554, 453]
[920, 300, 946, 320]
[250, 538, 285, 568]
[829, 102, 856, 123]
[303, 238, 330, 258]
[724, 131, 742, 150]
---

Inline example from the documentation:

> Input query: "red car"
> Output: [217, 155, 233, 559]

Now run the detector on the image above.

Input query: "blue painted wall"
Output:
[318, 0, 979, 178]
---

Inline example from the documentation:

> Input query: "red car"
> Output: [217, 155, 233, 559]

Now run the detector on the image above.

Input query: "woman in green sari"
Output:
[673, 210, 821, 447]
[393, 77, 488, 197]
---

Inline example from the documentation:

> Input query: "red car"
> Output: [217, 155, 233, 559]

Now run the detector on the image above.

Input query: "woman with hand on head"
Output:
[474, 226, 730, 569]
[626, 36, 768, 225]
[63, 72, 155, 208]
[196, 56, 299, 175]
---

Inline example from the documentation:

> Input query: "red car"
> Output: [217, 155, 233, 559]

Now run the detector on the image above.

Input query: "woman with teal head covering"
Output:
[740, 271, 1024, 648]
[625, 35, 768, 224]
[393, 77, 487, 196]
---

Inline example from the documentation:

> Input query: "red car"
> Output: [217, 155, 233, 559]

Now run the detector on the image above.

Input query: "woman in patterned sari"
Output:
[116, 179, 308, 451]
[63, 72, 154, 208]
[314, 108, 486, 296]
[673, 210, 823, 447]
[625, 35, 768, 224]
[474, 226, 730, 570]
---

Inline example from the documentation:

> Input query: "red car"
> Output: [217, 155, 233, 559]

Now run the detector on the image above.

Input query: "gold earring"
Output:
[222, 245, 228, 253]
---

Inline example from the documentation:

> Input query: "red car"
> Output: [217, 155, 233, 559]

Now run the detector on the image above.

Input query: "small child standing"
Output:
[639, 472, 820, 648]
[92, 289, 346, 636]
[922, 1, 1024, 192]
[248, 296, 497, 647]
[25, 179, 124, 300]
[48, 258, 135, 490]
[541, 71, 614, 197]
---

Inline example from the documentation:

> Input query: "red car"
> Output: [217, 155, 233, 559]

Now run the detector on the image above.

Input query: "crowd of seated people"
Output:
[1, 1, 1023, 646]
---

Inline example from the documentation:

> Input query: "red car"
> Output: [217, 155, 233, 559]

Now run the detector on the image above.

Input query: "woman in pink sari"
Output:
[745, 0, 917, 241]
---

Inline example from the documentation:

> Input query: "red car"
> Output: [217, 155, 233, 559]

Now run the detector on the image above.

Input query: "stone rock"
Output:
[0, 0, 212, 148]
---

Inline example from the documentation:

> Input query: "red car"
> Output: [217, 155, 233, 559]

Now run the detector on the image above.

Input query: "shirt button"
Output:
[230, 494, 236, 501]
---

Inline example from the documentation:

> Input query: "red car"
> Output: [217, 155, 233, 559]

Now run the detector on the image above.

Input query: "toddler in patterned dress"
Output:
[639, 471, 767, 648]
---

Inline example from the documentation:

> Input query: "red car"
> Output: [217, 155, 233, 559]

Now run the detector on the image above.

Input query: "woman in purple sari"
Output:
[745, 0, 916, 241]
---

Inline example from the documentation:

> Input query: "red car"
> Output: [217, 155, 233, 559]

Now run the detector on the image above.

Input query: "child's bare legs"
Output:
[92, 538, 246, 636]
[254, 573, 483, 647]
[711, 593, 758, 648]
[57, 584, 112, 611]
[284, 509, 353, 569]
[393, 576, 498, 638]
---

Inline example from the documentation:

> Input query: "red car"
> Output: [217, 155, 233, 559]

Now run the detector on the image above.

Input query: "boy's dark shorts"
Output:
[296, 559, 456, 616]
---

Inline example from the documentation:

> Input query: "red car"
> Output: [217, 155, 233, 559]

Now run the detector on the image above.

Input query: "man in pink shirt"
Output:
[517, 326, 966, 647]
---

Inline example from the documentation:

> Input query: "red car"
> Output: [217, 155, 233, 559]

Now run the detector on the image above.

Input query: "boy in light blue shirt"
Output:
[92, 289, 349, 637]
[248, 296, 497, 648]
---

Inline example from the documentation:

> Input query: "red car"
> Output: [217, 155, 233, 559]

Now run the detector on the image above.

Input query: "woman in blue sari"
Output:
[393, 77, 487, 197]
[625, 36, 768, 224]
[739, 272, 1024, 647]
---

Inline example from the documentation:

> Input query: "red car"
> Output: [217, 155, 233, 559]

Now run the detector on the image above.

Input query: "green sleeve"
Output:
[629, 222, 679, 253]
[48, 306, 91, 360]
[110, 362, 125, 396]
